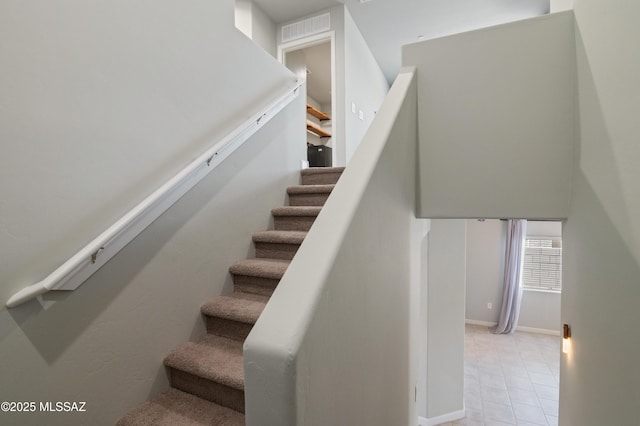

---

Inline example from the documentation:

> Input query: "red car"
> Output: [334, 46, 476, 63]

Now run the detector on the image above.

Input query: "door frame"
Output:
[278, 31, 338, 167]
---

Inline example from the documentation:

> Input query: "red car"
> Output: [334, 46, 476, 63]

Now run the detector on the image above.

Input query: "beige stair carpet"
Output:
[117, 167, 343, 425]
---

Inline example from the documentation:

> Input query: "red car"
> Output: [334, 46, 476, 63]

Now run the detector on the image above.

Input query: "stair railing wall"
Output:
[244, 68, 420, 425]
[6, 79, 304, 308]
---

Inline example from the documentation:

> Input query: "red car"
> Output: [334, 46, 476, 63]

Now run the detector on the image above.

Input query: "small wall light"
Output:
[562, 324, 572, 354]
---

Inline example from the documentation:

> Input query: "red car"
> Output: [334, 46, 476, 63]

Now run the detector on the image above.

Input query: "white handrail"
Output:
[7, 79, 304, 308]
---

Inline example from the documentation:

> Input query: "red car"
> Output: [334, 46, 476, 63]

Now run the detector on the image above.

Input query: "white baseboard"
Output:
[419, 409, 465, 426]
[465, 319, 496, 327]
[516, 325, 561, 336]
[465, 319, 560, 336]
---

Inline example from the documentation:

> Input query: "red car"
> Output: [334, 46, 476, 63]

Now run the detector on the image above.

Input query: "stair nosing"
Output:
[164, 334, 244, 390]
[119, 166, 345, 423]
[300, 167, 345, 175]
[252, 230, 307, 244]
[229, 258, 290, 279]
[201, 292, 268, 324]
[287, 184, 335, 194]
[271, 206, 322, 216]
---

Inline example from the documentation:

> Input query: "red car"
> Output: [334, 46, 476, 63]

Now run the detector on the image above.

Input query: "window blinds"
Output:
[522, 238, 562, 291]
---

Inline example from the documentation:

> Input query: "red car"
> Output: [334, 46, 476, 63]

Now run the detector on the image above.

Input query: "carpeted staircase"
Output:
[117, 167, 344, 426]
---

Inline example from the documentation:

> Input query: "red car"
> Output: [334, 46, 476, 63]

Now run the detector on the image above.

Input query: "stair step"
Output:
[164, 334, 245, 413]
[116, 388, 244, 426]
[287, 184, 335, 206]
[201, 292, 269, 341]
[252, 230, 307, 260]
[117, 166, 344, 424]
[229, 258, 290, 296]
[271, 206, 322, 231]
[300, 167, 345, 185]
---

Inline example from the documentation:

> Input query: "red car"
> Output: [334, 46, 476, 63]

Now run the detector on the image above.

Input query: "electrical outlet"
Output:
[487, 302, 493, 310]
[358, 110, 364, 120]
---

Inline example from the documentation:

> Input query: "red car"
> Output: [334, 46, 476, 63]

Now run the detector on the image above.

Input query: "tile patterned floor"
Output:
[438, 324, 560, 426]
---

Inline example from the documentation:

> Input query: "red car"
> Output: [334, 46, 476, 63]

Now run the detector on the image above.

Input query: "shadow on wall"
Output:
[562, 170, 640, 423]
[574, 24, 637, 266]
[560, 22, 640, 425]
[0, 124, 284, 364]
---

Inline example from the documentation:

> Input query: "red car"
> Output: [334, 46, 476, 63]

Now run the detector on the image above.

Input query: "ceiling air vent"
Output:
[281, 13, 330, 43]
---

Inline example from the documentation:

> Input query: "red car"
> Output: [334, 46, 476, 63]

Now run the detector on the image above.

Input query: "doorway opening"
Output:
[419, 218, 563, 425]
[280, 33, 336, 167]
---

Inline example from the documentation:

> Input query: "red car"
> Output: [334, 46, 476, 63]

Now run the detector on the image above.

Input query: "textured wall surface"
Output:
[0, 1, 305, 424]
[561, 1, 640, 424]
[245, 69, 418, 425]
[426, 220, 466, 420]
[405, 12, 576, 219]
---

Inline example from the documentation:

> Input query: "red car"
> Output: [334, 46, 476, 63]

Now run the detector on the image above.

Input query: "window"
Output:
[522, 237, 562, 291]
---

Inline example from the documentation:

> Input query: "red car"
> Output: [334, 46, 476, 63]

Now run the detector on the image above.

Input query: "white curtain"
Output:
[491, 219, 527, 334]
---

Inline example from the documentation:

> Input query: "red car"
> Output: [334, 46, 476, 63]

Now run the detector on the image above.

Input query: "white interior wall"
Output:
[234, 0, 277, 57]
[306, 96, 321, 111]
[283, 49, 307, 79]
[404, 12, 576, 219]
[561, 1, 640, 424]
[251, 1, 277, 57]
[321, 102, 332, 115]
[519, 290, 562, 333]
[465, 219, 506, 323]
[234, 0, 253, 38]
[425, 220, 466, 423]
[0, 96, 306, 426]
[332, 7, 347, 168]
[527, 221, 563, 237]
[343, 9, 390, 163]
[417, 221, 431, 419]
[307, 95, 322, 112]
[0, 1, 304, 423]
[551, 0, 574, 12]
[320, 101, 334, 149]
[244, 69, 418, 426]
[0, 0, 295, 307]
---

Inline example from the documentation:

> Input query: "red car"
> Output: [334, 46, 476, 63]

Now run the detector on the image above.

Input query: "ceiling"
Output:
[252, 0, 345, 23]
[252, 0, 550, 82]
